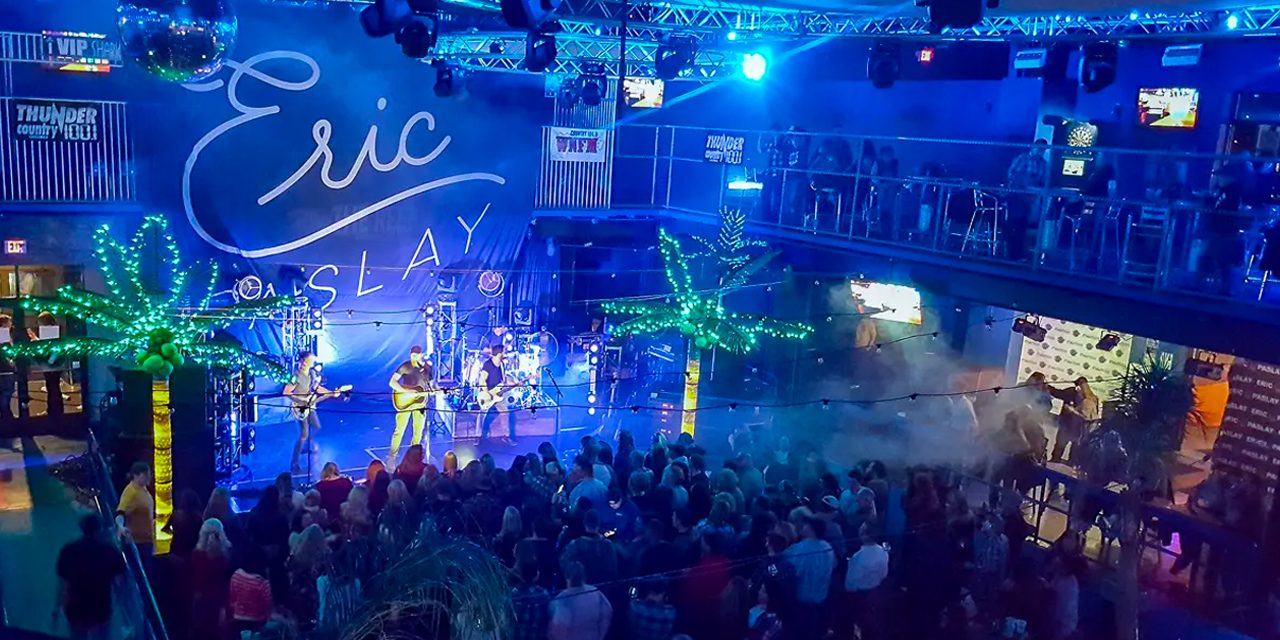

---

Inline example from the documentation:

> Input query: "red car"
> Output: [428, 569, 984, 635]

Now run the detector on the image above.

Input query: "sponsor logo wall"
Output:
[1016, 316, 1134, 409]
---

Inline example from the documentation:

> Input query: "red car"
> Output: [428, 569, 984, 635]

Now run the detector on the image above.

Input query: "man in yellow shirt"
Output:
[116, 462, 155, 558]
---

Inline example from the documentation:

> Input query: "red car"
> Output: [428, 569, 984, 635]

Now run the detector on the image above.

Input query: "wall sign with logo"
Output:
[41, 31, 122, 72]
[549, 127, 607, 163]
[11, 99, 101, 142]
[705, 134, 745, 165]
[1216, 358, 1280, 486]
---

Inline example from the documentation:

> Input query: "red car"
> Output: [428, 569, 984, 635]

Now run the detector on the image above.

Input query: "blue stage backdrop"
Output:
[6, 1, 549, 382]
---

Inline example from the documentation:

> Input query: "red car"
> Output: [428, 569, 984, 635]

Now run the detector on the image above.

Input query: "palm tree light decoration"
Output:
[686, 209, 770, 272]
[1, 216, 290, 538]
[601, 229, 810, 435]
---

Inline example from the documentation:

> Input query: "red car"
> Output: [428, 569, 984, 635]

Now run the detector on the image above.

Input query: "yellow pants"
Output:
[390, 408, 426, 467]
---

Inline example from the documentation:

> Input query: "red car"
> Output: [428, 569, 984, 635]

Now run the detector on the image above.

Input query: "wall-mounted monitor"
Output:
[623, 77, 664, 108]
[1138, 87, 1199, 128]
[850, 281, 922, 325]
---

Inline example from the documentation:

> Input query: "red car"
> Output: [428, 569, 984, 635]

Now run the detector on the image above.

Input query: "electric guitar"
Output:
[290, 385, 352, 421]
[393, 384, 439, 412]
[476, 379, 527, 410]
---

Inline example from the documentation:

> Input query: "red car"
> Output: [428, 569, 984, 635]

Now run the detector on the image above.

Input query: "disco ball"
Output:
[117, 0, 238, 83]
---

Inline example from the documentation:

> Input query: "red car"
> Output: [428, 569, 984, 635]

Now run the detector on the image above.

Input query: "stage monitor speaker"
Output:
[110, 366, 216, 501]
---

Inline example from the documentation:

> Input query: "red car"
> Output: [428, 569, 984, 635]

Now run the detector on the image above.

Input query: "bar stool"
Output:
[808, 186, 843, 232]
[1120, 206, 1169, 283]
[1244, 226, 1272, 300]
[962, 189, 1004, 256]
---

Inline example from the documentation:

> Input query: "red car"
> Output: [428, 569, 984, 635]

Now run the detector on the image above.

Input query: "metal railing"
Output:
[84, 429, 169, 640]
[603, 124, 1280, 306]
[0, 97, 135, 203]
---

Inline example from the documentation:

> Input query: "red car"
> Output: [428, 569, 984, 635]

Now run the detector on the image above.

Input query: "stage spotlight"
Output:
[727, 31, 738, 41]
[1095, 333, 1121, 352]
[867, 41, 901, 89]
[578, 62, 606, 106]
[1079, 42, 1118, 93]
[395, 17, 438, 59]
[1226, 13, 1239, 29]
[360, 0, 414, 37]
[742, 52, 767, 81]
[500, 0, 563, 30]
[432, 59, 465, 97]
[655, 37, 697, 80]
[1011, 316, 1048, 342]
[525, 30, 558, 73]
[916, 0, 995, 29]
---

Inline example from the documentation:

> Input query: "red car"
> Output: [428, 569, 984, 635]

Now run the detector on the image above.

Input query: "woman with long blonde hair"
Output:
[340, 485, 374, 539]
[190, 519, 233, 640]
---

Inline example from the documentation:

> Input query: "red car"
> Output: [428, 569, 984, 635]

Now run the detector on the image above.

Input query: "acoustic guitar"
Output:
[393, 385, 438, 412]
[290, 384, 352, 421]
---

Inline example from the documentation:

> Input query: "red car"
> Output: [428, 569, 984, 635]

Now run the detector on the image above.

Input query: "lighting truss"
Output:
[434, 31, 737, 77]
[281, 0, 1278, 40]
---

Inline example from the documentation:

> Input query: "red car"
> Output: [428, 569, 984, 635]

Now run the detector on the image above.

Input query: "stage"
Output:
[235, 396, 672, 491]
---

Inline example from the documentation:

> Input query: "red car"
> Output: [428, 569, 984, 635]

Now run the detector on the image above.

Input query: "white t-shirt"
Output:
[845, 543, 890, 592]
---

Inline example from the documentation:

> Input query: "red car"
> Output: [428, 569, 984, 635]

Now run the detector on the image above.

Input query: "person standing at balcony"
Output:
[1005, 140, 1049, 262]
[758, 124, 790, 222]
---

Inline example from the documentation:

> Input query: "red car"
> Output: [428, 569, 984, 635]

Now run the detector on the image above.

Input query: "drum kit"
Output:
[461, 330, 560, 410]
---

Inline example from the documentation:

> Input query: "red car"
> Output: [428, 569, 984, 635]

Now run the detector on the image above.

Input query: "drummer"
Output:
[480, 325, 512, 351]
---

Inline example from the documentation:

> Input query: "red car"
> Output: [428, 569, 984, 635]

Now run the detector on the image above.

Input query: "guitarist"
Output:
[284, 351, 336, 474]
[388, 346, 433, 468]
[475, 344, 516, 445]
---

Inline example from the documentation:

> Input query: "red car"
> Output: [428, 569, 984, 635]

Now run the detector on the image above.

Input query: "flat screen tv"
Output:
[623, 77, 664, 108]
[1138, 87, 1199, 128]
[849, 281, 922, 325]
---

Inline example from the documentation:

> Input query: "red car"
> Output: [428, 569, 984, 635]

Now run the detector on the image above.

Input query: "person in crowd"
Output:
[678, 531, 733, 639]
[368, 470, 391, 516]
[549, 561, 612, 640]
[697, 494, 737, 541]
[288, 524, 329, 630]
[55, 514, 126, 640]
[688, 454, 713, 522]
[228, 550, 274, 636]
[442, 450, 460, 479]
[630, 580, 678, 640]
[394, 444, 427, 491]
[276, 472, 305, 512]
[511, 562, 550, 640]
[972, 512, 1009, 608]
[340, 485, 375, 539]
[1048, 556, 1081, 640]
[494, 506, 523, 568]
[748, 584, 785, 640]
[365, 459, 387, 487]
[166, 488, 204, 559]
[246, 485, 290, 557]
[379, 479, 416, 544]
[116, 461, 155, 558]
[314, 462, 354, 521]
[1047, 377, 1088, 464]
[204, 486, 245, 549]
[190, 518, 233, 640]
[844, 523, 889, 640]
[560, 509, 619, 589]
[784, 516, 835, 640]
[569, 455, 608, 513]
[463, 472, 505, 536]
[1005, 139, 1049, 262]
[302, 489, 330, 531]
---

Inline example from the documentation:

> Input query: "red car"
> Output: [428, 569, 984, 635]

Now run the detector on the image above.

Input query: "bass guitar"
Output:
[291, 384, 353, 421]
[393, 385, 439, 412]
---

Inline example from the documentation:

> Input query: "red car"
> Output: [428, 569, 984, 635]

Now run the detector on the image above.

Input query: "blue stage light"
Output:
[1226, 13, 1239, 29]
[742, 52, 767, 80]
[727, 31, 738, 41]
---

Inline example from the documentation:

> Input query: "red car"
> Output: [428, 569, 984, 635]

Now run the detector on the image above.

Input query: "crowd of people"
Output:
[61, 420, 1110, 640]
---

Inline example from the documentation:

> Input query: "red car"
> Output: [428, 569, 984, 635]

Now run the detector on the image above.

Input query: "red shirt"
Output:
[315, 477, 354, 522]
[228, 570, 273, 623]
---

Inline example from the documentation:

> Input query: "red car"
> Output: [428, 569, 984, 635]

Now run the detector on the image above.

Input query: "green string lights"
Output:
[601, 228, 812, 354]
[0, 215, 292, 383]
[687, 209, 770, 270]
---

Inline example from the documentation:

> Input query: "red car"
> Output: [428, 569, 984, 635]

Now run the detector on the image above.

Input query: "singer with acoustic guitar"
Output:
[284, 351, 351, 474]
[389, 345, 437, 467]
[475, 344, 517, 445]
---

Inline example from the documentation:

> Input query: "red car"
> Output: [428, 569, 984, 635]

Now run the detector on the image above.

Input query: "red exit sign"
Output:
[4, 239, 27, 255]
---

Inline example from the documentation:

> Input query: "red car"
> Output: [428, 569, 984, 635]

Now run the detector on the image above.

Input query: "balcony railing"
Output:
[0, 96, 135, 203]
[598, 124, 1278, 307]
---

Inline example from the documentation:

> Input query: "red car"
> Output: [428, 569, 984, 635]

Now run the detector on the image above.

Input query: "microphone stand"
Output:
[542, 367, 564, 401]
